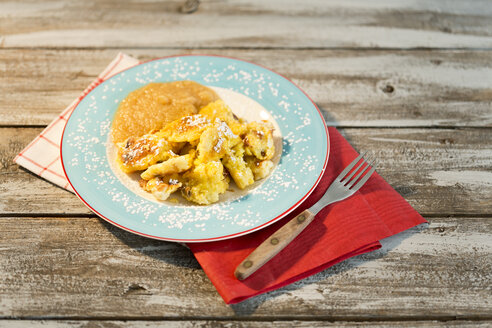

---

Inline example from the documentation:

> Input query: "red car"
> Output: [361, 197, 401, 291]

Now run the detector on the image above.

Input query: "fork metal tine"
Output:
[347, 158, 378, 188]
[346, 161, 372, 188]
[341, 158, 366, 184]
[352, 166, 376, 192]
[336, 153, 365, 182]
[309, 151, 377, 215]
[341, 153, 373, 185]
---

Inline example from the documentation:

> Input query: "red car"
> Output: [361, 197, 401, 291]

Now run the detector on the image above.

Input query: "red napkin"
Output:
[188, 127, 427, 304]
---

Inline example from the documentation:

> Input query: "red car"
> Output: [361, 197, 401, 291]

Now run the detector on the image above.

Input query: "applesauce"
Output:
[111, 80, 218, 143]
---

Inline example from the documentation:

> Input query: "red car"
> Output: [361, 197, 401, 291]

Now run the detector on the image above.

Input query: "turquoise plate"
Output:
[61, 55, 329, 242]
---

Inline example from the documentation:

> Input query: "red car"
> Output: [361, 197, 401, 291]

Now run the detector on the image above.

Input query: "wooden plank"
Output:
[0, 320, 490, 327]
[2, 127, 491, 216]
[1, 128, 89, 214]
[1, 0, 492, 49]
[0, 216, 490, 318]
[1, 49, 492, 127]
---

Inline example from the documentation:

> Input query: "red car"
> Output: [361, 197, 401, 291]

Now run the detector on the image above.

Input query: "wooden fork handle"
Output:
[234, 209, 316, 280]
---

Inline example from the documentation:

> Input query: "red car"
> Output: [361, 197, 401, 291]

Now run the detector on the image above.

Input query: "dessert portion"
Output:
[111, 80, 219, 144]
[111, 81, 276, 205]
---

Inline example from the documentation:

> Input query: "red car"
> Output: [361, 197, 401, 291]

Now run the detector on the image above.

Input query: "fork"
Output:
[234, 153, 377, 280]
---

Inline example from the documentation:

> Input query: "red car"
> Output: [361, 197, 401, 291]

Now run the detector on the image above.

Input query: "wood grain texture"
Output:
[0, 216, 490, 319]
[235, 209, 316, 280]
[1, 0, 491, 325]
[1, 320, 491, 327]
[1, 0, 492, 49]
[0, 128, 89, 214]
[2, 127, 491, 215]
[1, 49, 491, 127]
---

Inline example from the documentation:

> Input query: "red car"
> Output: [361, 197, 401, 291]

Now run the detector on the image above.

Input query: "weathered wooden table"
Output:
[1, 1, 491, 327]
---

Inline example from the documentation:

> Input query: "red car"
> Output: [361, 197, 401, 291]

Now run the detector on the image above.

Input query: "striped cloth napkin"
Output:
[14, 53, 139, 189]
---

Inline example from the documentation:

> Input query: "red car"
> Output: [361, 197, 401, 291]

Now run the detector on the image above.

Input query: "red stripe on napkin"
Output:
[188, 127, 427, 304]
